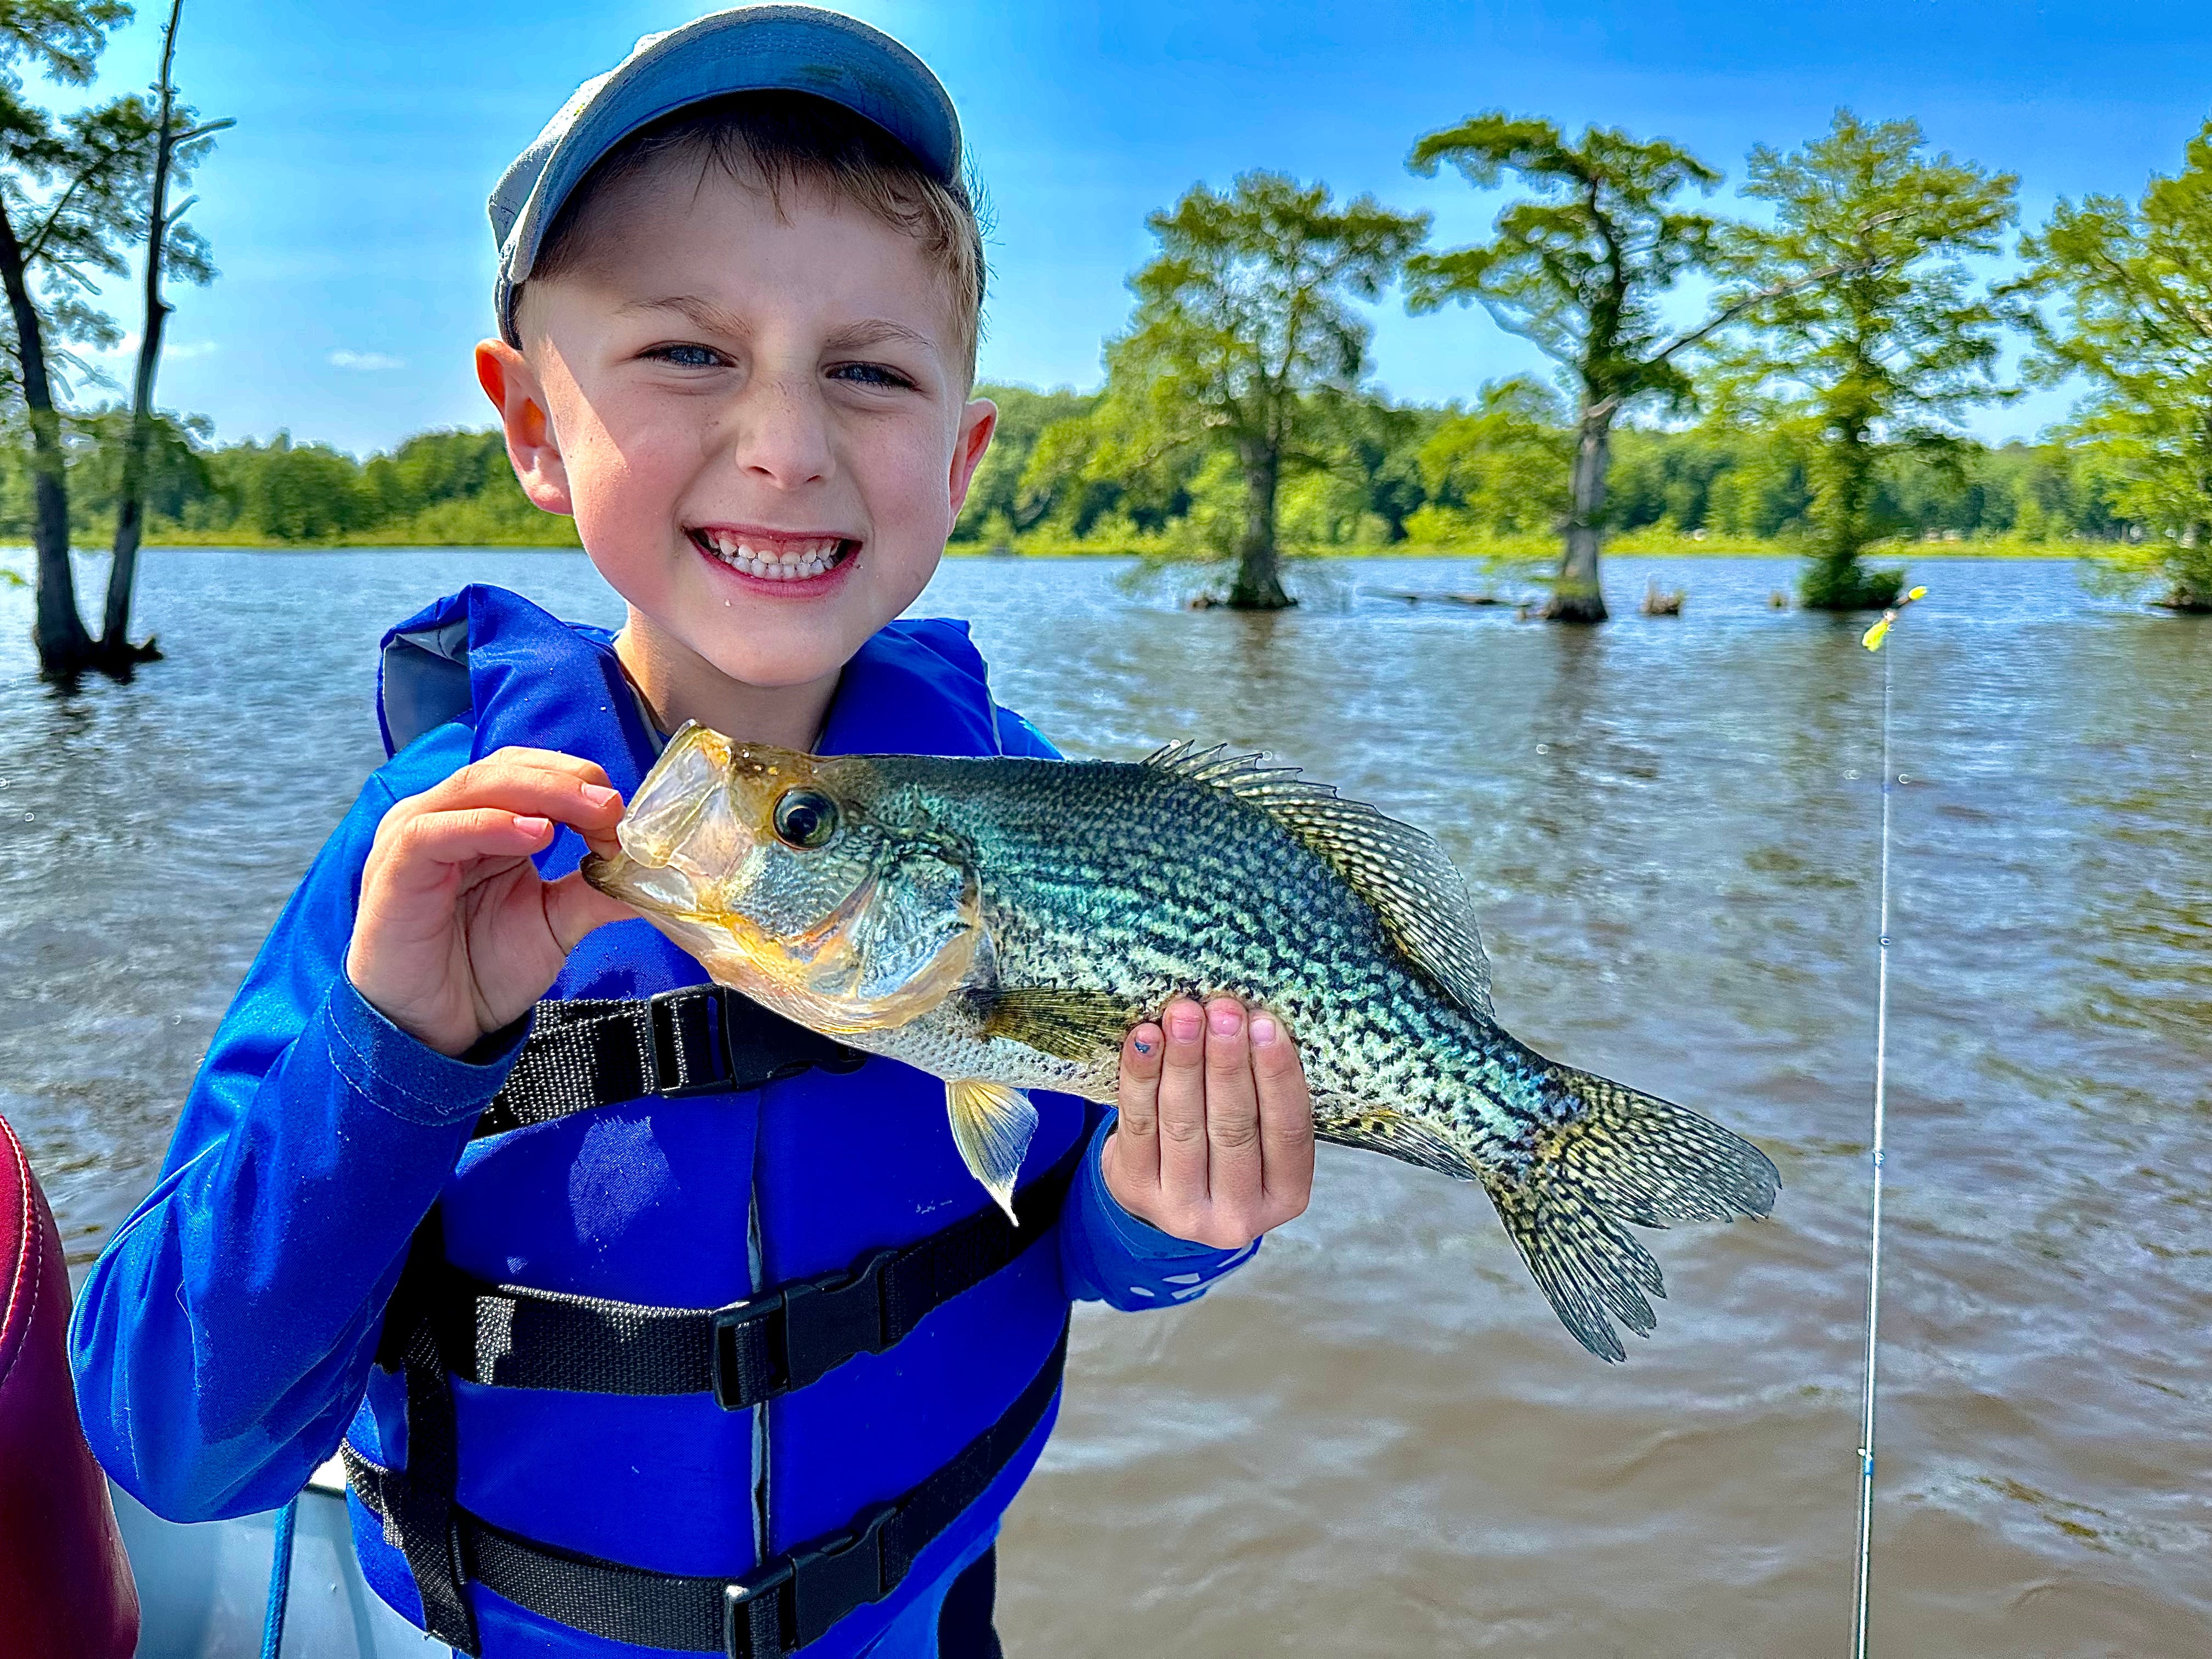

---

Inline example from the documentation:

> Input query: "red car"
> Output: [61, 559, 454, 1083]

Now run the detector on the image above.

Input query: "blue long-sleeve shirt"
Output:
[71, 586, 1255, 1657]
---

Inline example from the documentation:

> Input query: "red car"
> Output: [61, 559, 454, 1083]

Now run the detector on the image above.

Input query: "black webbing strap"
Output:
[428, 1143, 1080, 1409]
[474, 986, 866, 1139]
[372, 1216, 480, 1653]
[343, 1322, 1069, 1657]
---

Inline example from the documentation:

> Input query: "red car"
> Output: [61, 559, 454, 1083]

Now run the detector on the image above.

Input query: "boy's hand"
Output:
[347, 747, 636, 1058]
[1102, 997, 1314, 1250]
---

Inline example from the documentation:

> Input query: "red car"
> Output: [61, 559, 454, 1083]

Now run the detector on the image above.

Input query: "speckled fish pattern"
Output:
[597, 739, 1780, 1361]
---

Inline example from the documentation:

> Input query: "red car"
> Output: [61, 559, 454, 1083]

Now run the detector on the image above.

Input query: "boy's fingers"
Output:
[542, 868, 638, 955]
[397, 765, 624, 839]
[1154, 999, 1209, 1203]
[382, 808, 554, 894]
[1250, 1012, 1316, 1213]
[478, 747, 615, 789]
[1109, 1022, 1166, 1199]
[1202, 998, 1263, 1215]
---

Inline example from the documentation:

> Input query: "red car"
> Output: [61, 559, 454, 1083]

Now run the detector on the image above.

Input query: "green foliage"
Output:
[0, 12, 213, 405]
[0, 421, 579, 545]
[1408, 377, 1568, 539]
[1406, 114, 1721, 417]
[1093, 170, 1429, 605]
[66, 402, 207, 521]
[1708, 110, 2018, 607]
[1404, 113, 1735, 618]
[2009, 118, 2212, 609]
[951, 382, 1096, 544]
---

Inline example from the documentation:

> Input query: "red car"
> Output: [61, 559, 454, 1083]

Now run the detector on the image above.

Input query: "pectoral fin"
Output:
[978, 986, 1140, 1062]
[946, 1079, 1037, 1222]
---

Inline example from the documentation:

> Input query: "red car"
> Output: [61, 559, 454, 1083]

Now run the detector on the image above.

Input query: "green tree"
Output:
[951, 382, 1096, 545]
[1330, 393, 1437, 543]
[2008, 118, 2212, 610]
[0, 0, 148, 675]
[1407, 377, 1568, 539]
[100, 0, 225, 666]
[1406, 116, 1735, 620]
[1097, 170, 1429, 607]
[1709, 110, 2017, 608]
[232, 433, 372, 541]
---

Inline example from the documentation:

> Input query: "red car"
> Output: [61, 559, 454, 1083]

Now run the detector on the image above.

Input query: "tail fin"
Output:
[1481, 1067, 1780, 1363]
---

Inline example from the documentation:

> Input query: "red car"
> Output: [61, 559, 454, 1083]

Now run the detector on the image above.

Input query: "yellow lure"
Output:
[1860, 586, 1929, 652]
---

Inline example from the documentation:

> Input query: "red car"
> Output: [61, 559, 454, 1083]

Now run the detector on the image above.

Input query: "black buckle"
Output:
[723, 1556, 791, 1659]
[720, 1502, 898, 1657]
[710, 1296, 776, 1411]
[647, 985, 735, 1098]
[780, 1248, 896, 1390]
[709, 1247, 896, 1409]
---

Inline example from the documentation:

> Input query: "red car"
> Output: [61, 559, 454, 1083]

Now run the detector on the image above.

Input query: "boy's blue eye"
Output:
[652, 343, 724, 368]
[830, 362, 916, 390]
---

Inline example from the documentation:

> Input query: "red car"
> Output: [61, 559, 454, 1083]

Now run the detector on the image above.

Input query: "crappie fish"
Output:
[585, 724, 1779, 1361]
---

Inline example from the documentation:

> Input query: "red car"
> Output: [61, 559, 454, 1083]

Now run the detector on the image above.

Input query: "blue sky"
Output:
[61, 0, 2212, 454]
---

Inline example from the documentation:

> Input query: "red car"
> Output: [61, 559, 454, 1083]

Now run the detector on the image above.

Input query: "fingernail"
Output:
[513, 815, 551, 836]
[1251, 1015, 1278, 1046]
[1209, 1002, 1243, 1037]
[1167, 1006, 1203, 1042]
[580, 784, 618, 809]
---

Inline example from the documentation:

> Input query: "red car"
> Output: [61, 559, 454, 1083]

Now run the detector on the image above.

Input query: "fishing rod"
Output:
[1850, 584, 1926, 1659]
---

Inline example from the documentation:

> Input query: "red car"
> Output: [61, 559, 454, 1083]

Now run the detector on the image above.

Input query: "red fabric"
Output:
[0, 1112, 139, 1658]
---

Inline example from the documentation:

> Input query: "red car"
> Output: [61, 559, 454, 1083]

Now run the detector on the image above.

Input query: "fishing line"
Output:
[1850, 585, 1925, 1659]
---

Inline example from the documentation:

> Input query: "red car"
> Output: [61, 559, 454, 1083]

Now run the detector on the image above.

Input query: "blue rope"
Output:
[260, 1497, 299, 1659]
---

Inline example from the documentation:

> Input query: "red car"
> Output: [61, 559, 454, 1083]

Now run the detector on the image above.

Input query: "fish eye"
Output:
[771, 787, 840, 850]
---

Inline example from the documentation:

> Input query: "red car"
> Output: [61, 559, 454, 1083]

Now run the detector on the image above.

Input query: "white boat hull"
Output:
[114, 1467, 444, 1659]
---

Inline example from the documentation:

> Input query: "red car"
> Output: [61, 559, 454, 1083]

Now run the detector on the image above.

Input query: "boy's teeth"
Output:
[699, 532, 844, 580]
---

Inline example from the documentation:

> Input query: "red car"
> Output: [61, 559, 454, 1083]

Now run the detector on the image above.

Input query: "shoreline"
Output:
[4, 539, 2097, 561]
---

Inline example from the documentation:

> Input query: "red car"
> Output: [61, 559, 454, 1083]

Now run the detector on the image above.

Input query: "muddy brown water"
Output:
[2, 550, 2205, 1655]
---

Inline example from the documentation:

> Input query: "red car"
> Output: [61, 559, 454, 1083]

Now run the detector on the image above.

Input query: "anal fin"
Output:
[946, 1079, 1038, 1222]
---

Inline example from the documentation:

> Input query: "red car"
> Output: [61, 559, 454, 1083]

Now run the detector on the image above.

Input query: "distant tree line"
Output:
[12, 376, 2129, 562]
[952, 377, 2143, 555]
[0, 416, 578, 546]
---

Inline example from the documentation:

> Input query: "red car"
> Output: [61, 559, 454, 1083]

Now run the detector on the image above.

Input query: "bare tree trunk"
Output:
[99, 0, 190, 667]
[1228, 441, 1293, 610]
[0, 196, 88, 678]
[1545, 404, 1613, 623]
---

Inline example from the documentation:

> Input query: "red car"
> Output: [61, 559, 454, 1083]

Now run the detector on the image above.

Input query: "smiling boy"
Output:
[72, 9, 1314, 1658]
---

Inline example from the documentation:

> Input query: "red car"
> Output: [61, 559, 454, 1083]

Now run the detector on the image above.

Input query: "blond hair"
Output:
[526, 91, 986, 382]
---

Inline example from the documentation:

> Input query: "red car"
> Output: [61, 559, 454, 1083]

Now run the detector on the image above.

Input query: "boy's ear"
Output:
[476, 340, 572, 515]
[946, 397, 997, 527]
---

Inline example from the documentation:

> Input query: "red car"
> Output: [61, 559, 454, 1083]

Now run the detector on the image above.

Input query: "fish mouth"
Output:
[686, 524, 860, 586]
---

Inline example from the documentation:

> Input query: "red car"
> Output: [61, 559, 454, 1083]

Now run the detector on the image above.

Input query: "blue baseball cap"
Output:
[488, 4, 963, 344]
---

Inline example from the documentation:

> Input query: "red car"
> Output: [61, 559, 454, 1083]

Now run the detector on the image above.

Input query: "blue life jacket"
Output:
[70, 585, 1256, 1659]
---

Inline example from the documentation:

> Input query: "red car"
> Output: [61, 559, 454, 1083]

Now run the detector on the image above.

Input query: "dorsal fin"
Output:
[1141, 743, 1493, 1017]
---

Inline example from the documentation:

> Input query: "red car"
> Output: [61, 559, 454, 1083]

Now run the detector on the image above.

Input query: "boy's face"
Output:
[479, 159, 995, 699]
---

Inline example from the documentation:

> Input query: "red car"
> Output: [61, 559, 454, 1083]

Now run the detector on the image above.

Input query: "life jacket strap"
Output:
[425, 1142, 1080, 1407]
[474, 986, 867, 1139]
[374, 1214, 480, 1654]
[342, 1322, 1068, 1657]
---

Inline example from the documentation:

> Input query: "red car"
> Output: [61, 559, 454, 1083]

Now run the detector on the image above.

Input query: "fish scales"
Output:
[927, 759, 1464, 1133]
[586, 726, 1781, 1362]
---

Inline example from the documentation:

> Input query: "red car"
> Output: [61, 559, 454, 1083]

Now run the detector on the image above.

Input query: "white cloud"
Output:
[329, 349, 405, 371]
